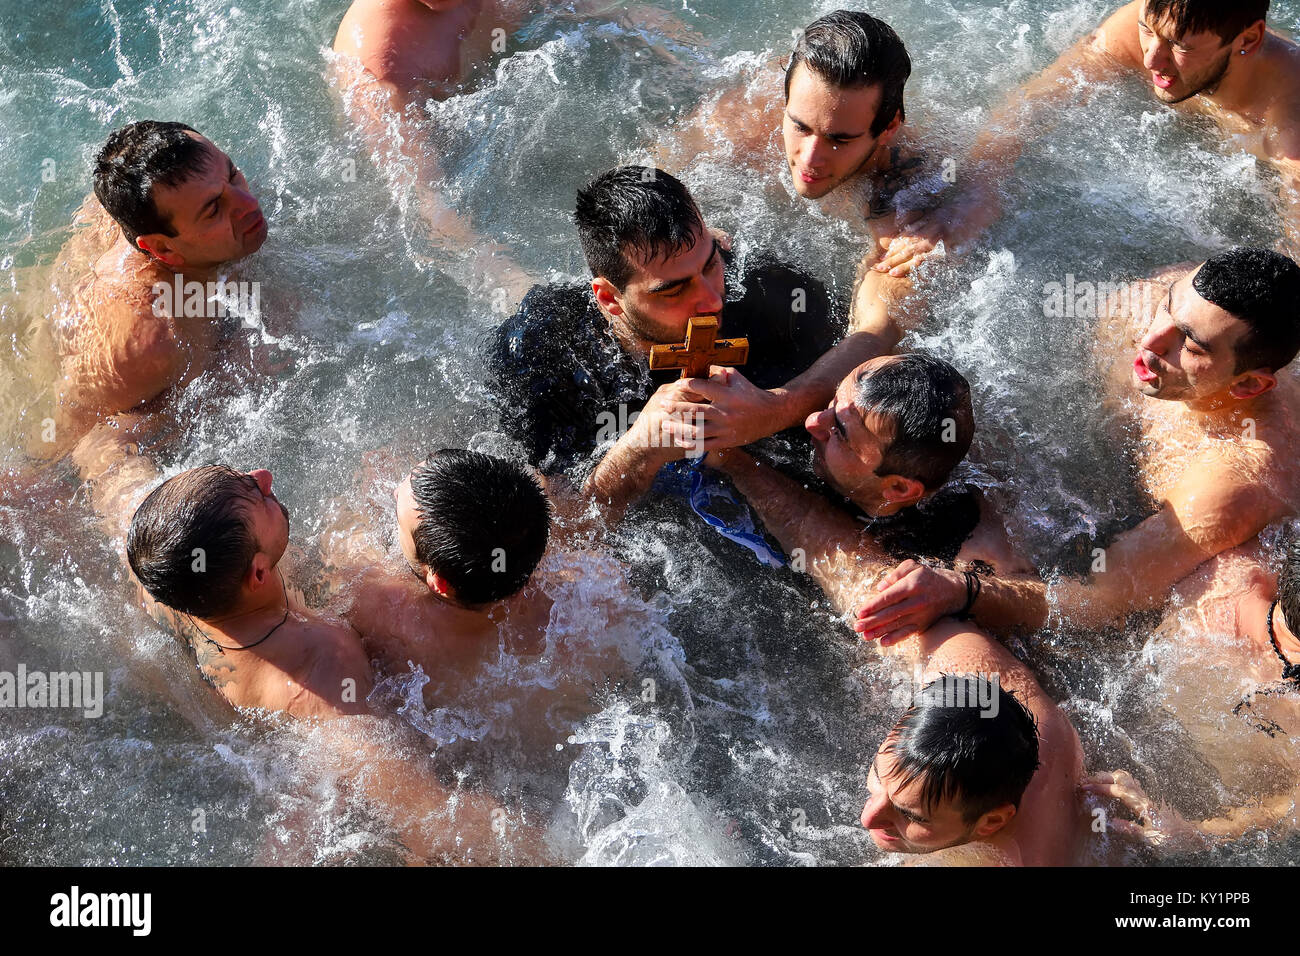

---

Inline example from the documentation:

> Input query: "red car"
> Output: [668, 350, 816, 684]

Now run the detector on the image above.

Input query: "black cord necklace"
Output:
[1232, 598, 1299, 738]
[1266, 598, 1300, 682]
[185, 569, 291, 655]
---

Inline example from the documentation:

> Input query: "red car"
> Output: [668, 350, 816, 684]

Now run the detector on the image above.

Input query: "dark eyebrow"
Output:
[646, 239, 720, 295]
[1177, 321, 1212, 351]
[1169, 282, 1212, 351]
[869, 755, 928, 823]
[785, 109, 864, 139]
[194, 158, 234, 221]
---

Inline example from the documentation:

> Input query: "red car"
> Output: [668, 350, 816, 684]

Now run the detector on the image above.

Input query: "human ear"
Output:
[591, 277, 624, 317]
[1228, 369, 1277, 400]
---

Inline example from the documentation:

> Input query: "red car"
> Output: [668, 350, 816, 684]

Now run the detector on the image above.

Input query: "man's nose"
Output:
[249, 469, 273, 496]
[802, 136, 830, 170]
[1141, 318, 1178, 357]
[805, 407, 831, 439]
[693, 279, 724, 317]
[230, 185, 260, 218]
[860, 792, 891, 830]
[1144, 40, 1171, 73]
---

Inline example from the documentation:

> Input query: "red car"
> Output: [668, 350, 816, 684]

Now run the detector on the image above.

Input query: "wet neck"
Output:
[1202, 43, 1267, 117]
[198, 572, 290, 647]
[1182, 389, 1267, 424]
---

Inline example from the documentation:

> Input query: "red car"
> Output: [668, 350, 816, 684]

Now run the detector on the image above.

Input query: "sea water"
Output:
[2, 0, 1298, 865]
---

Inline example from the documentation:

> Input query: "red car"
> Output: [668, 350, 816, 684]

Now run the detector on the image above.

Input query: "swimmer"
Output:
[1083, 536, 1300, 852]
[691, 360, 1077, 863]
[918, 0, 1300, 255]
[44, 122, 269, 454]
[703, 354, 1028, 586]
[318, 449, 635, 748]
[70, 426, 549, 864]
[855, 247, 1300, 643]
[486, 166, 847, 516]
[864, 670, 1086, 866]
[657, 12, 974, 340]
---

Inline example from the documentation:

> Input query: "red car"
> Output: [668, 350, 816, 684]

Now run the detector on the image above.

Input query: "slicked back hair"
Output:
[575, 166, 704, 290]
[1192, 247, 1300, 374]
[127, 466, 262, 618]
[883, 675, 1040, 825]
[409, 449, 551, 606]
[785, 10, 912, 136]
[1143, 0, 1270, 45]
[93, 120, 212, 248]
[854, 353, 975, 491]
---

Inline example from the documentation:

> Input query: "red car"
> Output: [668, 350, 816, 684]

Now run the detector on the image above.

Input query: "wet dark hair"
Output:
[1192, 247, 1300, 374]
[93, 120, 213, 248]
[1279, 535, 1300, 637]
[1143, 0, 1269, 45]
[575, 166, 704, 290]
[784, 10, 911, 136]
[409, 449, 551, 606]
[127, 466, 262, 618]
[883, 674, 1040, 825]
[854, 352, 975, 490]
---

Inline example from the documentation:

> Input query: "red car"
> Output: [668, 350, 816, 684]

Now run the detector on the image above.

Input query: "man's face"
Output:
[1133, 267, 1250, 401]
[783, 64, 897, 199]
[1137, 4, 1235, 104]
[394, 473, 426, 579]
[605, 222, 726, 345]
[860, 745, 979, 854]
[146, 133, 267, 269]
[240, 468, 290, 569]
[804, 358, 898, 503]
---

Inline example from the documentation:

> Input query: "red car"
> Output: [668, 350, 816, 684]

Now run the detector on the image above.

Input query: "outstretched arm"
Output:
[70, 416, 165, 542]
[855, 467, 1284, 642]
[1084, 769, 1299, 852]
[709, 448, 893, 616]
[874, 2, 1138, 275]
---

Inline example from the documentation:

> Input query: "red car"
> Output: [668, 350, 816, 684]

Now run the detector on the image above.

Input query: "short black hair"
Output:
[1279, 534, 1300, 637]
[785, 10, 911, 136]
[1192, 247, 1300, 374]
[574, 166, 704, 290]
[409, 449, 551, 606]
[854, 353, 975, 490]
[883, 674, 1040, 825]
[1143, 0, 1269, 45]
[93, 120, 212, 248]
[127, 466, 262, 618]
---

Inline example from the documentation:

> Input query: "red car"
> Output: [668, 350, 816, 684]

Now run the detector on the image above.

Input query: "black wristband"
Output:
[956, 570, 981, 620]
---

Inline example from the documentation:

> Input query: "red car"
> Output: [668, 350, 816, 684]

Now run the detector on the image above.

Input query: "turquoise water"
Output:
[2, 0, 1300, 865]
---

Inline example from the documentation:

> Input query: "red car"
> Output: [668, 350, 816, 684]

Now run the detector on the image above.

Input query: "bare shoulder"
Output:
[287, 617, 376, 720]
[1166, 450, 1287, 551]
[906, 840, 1018, 867]
[1093, 1, 1143, 66]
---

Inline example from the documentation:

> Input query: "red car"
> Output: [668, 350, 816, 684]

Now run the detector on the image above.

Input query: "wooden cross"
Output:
[648, 316, 749, 379]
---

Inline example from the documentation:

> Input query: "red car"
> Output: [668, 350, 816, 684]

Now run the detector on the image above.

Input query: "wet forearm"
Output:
[715, 450, 889, 616]
[583, 436, 673, 522]
[774, 330, 894, 430]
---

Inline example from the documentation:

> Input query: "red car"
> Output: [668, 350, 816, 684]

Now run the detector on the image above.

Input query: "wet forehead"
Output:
[872, 746, 929, 815]
[626, 223, 712, 288]
[1176, 269, 1247, 347]
[1138, 3, 1223, 47]
[151, 136, 228, 224]
[786, 64, 881, 135]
